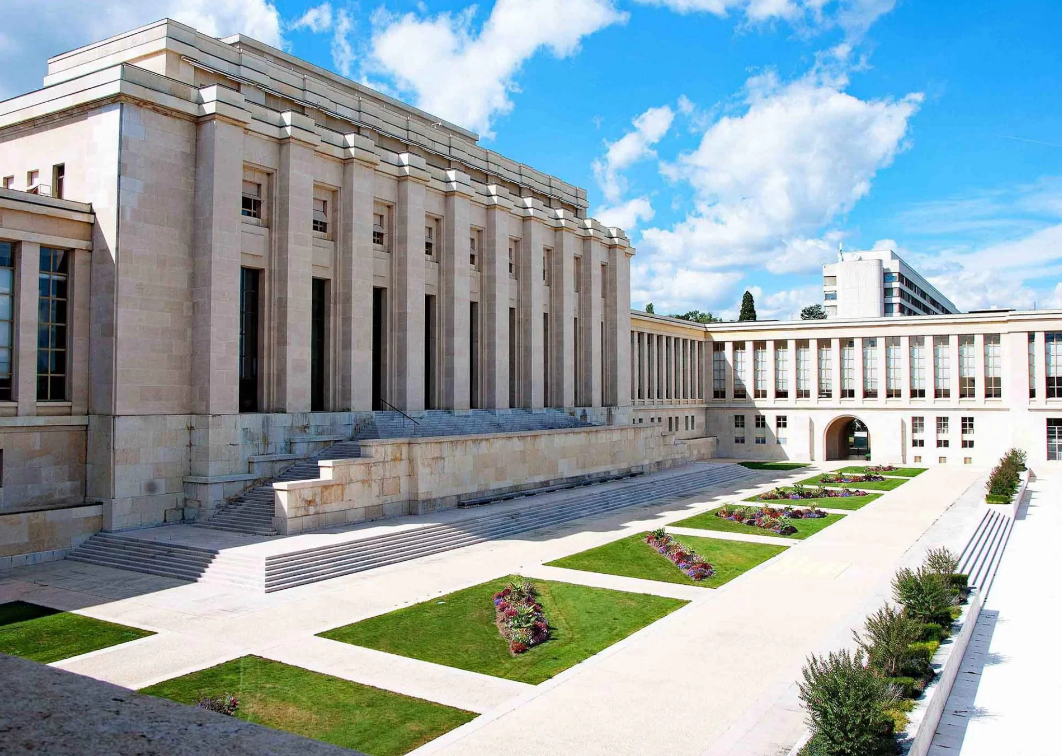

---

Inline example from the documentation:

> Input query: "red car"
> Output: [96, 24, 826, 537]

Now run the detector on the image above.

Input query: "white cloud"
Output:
[290, 3, 333, 33]
[631, 261, 744, 314]
[593, 105, 674, 204]
[367, 0, 627, 136]
[596, 197, 657, 230]
[633, 0, 896, 39]
[331, 9, 355, 77]
[0, 0, 283, 98]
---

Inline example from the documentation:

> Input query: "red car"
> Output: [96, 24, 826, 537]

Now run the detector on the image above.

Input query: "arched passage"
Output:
[824, 416, 871, 461]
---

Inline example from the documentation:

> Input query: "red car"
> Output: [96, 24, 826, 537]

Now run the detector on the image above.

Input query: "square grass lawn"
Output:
[838, 466, 926, 478]
[738, 461, 810, 471]
[141, 655, 474, 756]
[319, 576, 686, 685]
[0, 601, 154, 663]
[547, 533, 786, 590]
[671, 506, 845, 540]
[744, 489, 882, 511]
[797, 473, 907, 491]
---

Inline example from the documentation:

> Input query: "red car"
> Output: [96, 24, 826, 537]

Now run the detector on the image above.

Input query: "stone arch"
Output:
[824, 415, 871, 461]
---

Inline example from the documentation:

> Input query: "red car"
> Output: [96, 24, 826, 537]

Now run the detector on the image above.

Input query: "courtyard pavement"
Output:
[928, 469, 1061, 756]
[0, 460, 986, 755]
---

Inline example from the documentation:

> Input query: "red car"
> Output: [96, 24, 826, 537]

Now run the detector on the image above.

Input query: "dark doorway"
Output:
[826, 416, 871, 461]
[470, 301, 480, 409]
[310, 278, 327, 411]
[508, 307, 517, 408]
[372, 287, 386, 411]
[238, 267, 260, 412]
[425, 294, 436, 409]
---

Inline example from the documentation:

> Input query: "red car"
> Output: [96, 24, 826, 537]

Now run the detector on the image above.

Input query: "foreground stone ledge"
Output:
[0, 653, 362, 756]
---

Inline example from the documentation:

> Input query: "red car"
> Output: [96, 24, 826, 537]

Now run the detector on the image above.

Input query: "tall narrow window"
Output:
[754, 414, 767, 444]
[961, 416, 974, 448]
[1049, 418, 1062, 461]
[818, 342, 833, 399]
[0, 241, 14, 401]
[796, 340, 810, 399]
[936, 416, 950, 447]
[242, 181, 262, 219]
[959, 335, 975, 398]
[26, 170, 39, 194]
[373, 211, 387, 248]
[51, 164, 65, 199]
[776, 415, 788, 445]
[1048, 332, 1062, 399]
[734, 414, 745, 445]
[713, 342, 726, 399]
[37, 247, 69, 401]
[886, 337, 901, 398]
[862, 338, 878, 398]
[600, 263, 608, 300]
[470, 302, 480, 408]
[543, 313, 550, 405]
[543, 248, 552, 286]
[1029, 332, 1037, 399]
[911, 416, 925, 447]
[239, 268, 260, 412]
[934, 336, 951, 398]
[425, 295, 436, 409]
[508, 307, 517, 406]
[573, 258, 582, 292]
[775, 341, 789, 399]
[311, 278, 328, 412]
[312, 197, 329, 234]
[753, 341, 767, 399]
[910, 336, 926, 398]
[984, 334, 1001, 399]
[733, 344, 747, 399]
[841, 339, 855, 398]
[508, 241, 518, 279]
[470, 229, 482, 269]
[372, 287, 386, 410]
[424, 220, 436, 257]
[1, 176, 12, 190]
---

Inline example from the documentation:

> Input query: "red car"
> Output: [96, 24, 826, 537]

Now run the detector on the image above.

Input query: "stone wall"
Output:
[0, 423, 86, 511]
[0, 503, 101, 568]
[273, 424, 710, 535]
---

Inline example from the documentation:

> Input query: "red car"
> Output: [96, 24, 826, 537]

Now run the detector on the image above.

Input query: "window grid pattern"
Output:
[912, 416, 925, 447]
[753, 342, 767, 399]
[984, 334, 1001, 398]
[886, 337, 901, 398]
[841, 339, 855, 398]
[818, 343, 833, 398]
[934, 336, 951, 398]
[1049, 419, 1061, 461]
[775, 343, 789, 398]
[1029, 333, 1036, 399]
[776, 415, 787, 445]
[936, 416, 949, 447]
[796, 340, 810, 399]
[910, 336, 926, 398]
[959, 335, 975, 398]
[1046, 332, 1061, 399]
[37, 247, 68, 401]
[733, 346, 747, 399]
[863, 338, 878, 398]
[754, 414, 766, 444]
[0, 242, 13, 401]
[734, 414, 745, 445]
[312, 198, 328, 234]
[713, 344, 725, 399]
[961, 416, 974, 448]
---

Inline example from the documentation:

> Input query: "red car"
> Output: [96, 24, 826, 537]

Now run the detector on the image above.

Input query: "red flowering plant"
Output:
[820, 473, 885, 484]
[715, 504, 823, 535]
[493, 579, 550, 655]
[756, 483, 869, 501]
[645, 528, 715, 580]
[863, 465, 897, 475]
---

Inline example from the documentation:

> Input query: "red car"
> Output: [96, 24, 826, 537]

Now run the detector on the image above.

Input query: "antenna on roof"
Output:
[838, 241, 843, 261]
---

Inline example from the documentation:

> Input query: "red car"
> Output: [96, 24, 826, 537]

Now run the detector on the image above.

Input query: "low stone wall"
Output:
[0, 503, 102, 569]
[273, 426, 710, 535]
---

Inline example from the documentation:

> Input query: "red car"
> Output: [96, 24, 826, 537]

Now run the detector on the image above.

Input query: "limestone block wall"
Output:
[273, 424, 705, 535]
[0, 424, 87, 511]
[0, 503, 102, 568]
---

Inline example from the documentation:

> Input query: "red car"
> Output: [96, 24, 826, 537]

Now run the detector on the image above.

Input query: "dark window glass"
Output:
[37, 247, 69, 401]
[0, 241, 14, 401]
[239, 268, 260, 412]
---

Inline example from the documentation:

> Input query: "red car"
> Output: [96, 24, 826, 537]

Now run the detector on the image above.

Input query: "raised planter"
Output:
[985, 468, 1029, 518]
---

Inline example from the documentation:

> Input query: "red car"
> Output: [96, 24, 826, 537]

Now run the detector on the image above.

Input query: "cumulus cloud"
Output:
[0, 0, 283, 98]
[367, 0, 627, 136]
[290, 3, 333, 33]
[331, 8, 355, 77]
[596, 197, 657, 230]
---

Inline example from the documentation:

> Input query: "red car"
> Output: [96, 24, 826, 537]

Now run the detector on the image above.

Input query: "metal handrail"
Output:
[377, 398, 420, 426]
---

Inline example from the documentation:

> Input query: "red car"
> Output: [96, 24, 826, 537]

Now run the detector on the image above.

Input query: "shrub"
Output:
[1005, 447, 1027, 471]
[923, 547, 959, 576]
[917, 623, 945, 643]
[892, 567, 957, 625]
[904, 641, 941, 678]
[196, 694, 239, 716]
[883, 676, 923, 700]
[798, 649, 897, 756]
[853, 604, 922, 679]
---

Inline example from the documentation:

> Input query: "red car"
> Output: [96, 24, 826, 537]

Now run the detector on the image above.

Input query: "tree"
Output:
[801, 304, 828, 320]
[671, 309, 721, 323]
[738, 291, 757, 321]
[644, 302, 655, 314]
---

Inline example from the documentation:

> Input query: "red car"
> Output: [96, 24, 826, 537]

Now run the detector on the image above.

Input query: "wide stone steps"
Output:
[957, 507, 1014, 596]
[67, 533, 265, 589]
[261, 463, 750, 592]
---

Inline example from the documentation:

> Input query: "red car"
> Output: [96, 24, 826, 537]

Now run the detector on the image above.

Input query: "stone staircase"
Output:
[957, 507, 1015, 595]
[195, 409, 599, 537]
[66, 463, 751, 592]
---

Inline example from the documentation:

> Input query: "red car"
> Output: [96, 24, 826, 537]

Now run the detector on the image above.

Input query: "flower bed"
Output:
[644, 529, 715, 580]
[820, 472, 886, 484]
[757, 484, 870, 501]
[715, 503, 827, 536]
[492, 579, 551, 655]
[863, 465, 898, 475]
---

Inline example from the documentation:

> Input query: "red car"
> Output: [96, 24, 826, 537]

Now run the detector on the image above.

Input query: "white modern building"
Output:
[823, 249, 958, 318]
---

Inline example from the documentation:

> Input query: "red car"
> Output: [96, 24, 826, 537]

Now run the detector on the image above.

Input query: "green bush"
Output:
[883, 676, 923, 700]
[903, 640, 941, 678]
[986, 448, 1026, 500]
[798, 649, 898, 756]
[923, 547, 959, 576]
[853, 604, 922, 679]
[892, 567, 958, 625]
[917, 623, 945, 643]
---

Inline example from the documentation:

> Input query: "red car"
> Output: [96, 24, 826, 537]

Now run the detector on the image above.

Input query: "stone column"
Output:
[190, 116, 244, 415]
[482, 188, 510, 408]
[811, 339, 821, 404]
[900, 335, 911, 401]
[606, 242, 631, 409]
[877, 335, 888, 404]
[656, 334, 664, 400]
[831, 337, 842, 400]
[518, 210, 546, 408]
[854, 337, 865, 400]
[949, 336, 961, 400]
[788, 338, 798, 404]
[579, 236, 603, 407]
[973, 333, 985, 402]
[441, 170, 472, 409]
[767, 340, 778, 401]
[392, 154, 428, 412]
[15, 242, 39, 415]
[337, 140, 377, 411]
[725, 341, 734, 400]
[552, 221, 576, 407]
[1034, 331, 1047, 401]
[640, 333, 649, 402]
[273, 113, 318, 413]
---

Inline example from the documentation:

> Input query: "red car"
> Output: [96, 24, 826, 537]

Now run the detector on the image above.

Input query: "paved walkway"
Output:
[928, 470, 1062, 756]
[0, 461, 985, 756]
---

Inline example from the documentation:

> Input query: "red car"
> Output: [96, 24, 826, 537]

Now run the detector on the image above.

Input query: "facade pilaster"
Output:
[482, 189, 510, 408]
[606, 242, 631, 408]
[552, 220, 577, 407]
[441, 170, 472, 409]
[15, 242, 39, 415]
[392, 154, 429, 412]
[518, 208, 546, 408]
[580, 236, 603, 407]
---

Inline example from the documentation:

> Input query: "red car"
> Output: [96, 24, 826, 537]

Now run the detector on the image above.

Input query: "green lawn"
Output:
[738, 461, 810, 471]
[744, 490, 882, 511]
[141, 656, 474, 756]
[547, 533, 787, 589]
[320, 577, 685, 685]
[671, 506, 845, 540]
[798, 473, 907, 491]
[838, 466, 926, 478]
[0, 601, 154, 663]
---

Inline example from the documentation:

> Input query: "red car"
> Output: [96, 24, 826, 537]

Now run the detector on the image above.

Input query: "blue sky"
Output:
[3, 0, 1060, 319]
